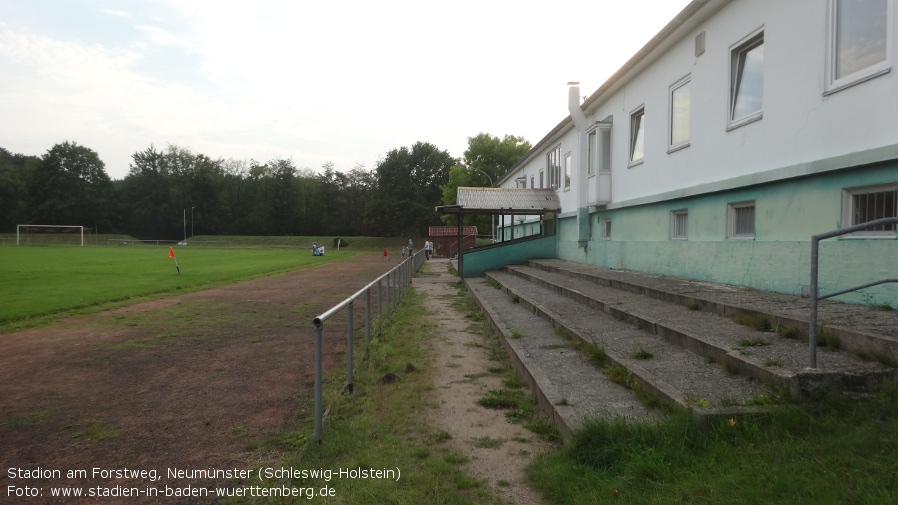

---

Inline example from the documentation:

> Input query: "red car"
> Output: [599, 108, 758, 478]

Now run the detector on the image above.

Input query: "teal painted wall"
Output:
[462, 236, 557, 277]
[555, 164, 898, 306]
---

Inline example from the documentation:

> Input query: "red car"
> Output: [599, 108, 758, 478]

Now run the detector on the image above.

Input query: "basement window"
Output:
[842, 183, 897, 237]
[728, 201, 755, 239]
[670, 210, 688, 239]
[601, 219, 612, 240]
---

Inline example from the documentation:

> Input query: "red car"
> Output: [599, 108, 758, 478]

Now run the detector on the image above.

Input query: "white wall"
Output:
[507, 0, 898, 210]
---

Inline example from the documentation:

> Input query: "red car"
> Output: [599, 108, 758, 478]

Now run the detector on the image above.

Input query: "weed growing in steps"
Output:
[631, 347, 654, 360]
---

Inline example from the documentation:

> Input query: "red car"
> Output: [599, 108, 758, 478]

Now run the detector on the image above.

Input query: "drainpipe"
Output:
[568, 82, 590, 249]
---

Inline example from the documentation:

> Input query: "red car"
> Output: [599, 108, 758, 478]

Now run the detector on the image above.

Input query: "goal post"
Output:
[17, 225, 86, 246]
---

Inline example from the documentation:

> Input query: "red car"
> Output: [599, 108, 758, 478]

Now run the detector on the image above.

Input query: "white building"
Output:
[495, 0, 897, 305]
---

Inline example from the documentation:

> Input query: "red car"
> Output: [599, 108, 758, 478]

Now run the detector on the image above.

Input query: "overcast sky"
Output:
[0, 0, 691, 180]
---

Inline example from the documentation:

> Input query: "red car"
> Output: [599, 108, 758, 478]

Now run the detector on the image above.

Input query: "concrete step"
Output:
[465, 277, 662, 439]
[500, 262, 893, 396]
[526, 258, 898, 360]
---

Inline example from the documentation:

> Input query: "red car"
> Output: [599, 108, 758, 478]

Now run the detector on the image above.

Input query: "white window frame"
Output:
[670, 210, 688, 240]
[547, 146, 561, 189]
[728, 201, 756, 239]
[668, 75, 692, 152]
[841, 183, 898, 237]
[587, 129, 597, 176]
[601, 219, 612, 240]
[728, 28, 764, 130]
[563, 152, 572, 190]
[826, 0, 893, 94]
[539, 169, 544, 189]
[629, 105, 645, 167]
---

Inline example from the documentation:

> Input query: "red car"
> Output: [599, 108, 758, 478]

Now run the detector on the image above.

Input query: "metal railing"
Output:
[809, 217, 898, 368]
[311, 249, 426, 441]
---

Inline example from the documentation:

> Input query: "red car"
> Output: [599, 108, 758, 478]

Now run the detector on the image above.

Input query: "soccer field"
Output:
[0, 246, 355, 329]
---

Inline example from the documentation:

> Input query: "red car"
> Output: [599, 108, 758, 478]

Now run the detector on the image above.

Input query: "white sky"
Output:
[0, 0, 692, 180]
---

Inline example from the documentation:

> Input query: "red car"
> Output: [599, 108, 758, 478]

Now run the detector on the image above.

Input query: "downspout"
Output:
[568, 83, 590, 249]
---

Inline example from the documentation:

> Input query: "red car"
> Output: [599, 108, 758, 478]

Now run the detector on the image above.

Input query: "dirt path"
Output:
[0, 255, 395, 504]
[416, 259, 551, 505]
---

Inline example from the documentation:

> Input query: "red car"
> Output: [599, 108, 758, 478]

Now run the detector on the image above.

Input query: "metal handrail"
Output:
[311, 249, 426, 441]
[809, 217, 898, 368]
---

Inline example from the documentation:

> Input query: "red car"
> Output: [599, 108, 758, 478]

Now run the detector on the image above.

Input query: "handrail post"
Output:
[365, 288, 371, 344]
[377, 279, 383, 336]
[809, 236, 820, 368]
[346, 301, 354, 394]
[313, 321, 323, 442]
[809, 217, 898, 369]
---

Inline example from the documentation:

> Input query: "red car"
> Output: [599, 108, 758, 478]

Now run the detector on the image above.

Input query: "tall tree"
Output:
[25, 141, 115, 230]
[372, 142, 455, 237]
[440, 133, 532, 231]
[0, 147, 37, 231]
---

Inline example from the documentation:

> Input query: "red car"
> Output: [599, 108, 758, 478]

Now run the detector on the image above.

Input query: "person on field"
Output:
[424, 240, 433, 260]
[401, 246, 406, 259]
[382, 247, 389, 261]
[407, 239, 414, 255]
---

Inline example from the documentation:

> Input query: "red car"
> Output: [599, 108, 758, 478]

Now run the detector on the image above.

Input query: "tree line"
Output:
[1, 134, 531, 240]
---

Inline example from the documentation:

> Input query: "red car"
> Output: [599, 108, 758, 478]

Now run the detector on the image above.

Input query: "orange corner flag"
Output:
[168, 247, 175, 259]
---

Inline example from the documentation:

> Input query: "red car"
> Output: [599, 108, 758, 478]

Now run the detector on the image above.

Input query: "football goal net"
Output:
[17, 225, 88, 246]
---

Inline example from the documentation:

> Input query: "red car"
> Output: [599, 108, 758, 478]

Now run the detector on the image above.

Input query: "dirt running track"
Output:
[0, 255, 395, 504]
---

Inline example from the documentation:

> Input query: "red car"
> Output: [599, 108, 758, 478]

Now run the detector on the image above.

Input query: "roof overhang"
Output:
[436, 187, 561, 216]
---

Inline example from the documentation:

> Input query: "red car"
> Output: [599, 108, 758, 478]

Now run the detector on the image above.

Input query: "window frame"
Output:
[826, 0, 893, 94]
[841, 183, 898, 238]
[563, 152, 572, 190]
[587, 129, 597, 176]
[668, 75, 692, 152]
[728, 201, 756, 239]
[601, 219, 612, 240]
[728, 28, 764, 130]
[629, 105, 646, 167]
[546, 146, 562, 189]
[670, 209, 688, 240]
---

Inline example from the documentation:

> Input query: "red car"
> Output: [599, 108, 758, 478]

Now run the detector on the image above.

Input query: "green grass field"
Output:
[0, 239, 386, 330]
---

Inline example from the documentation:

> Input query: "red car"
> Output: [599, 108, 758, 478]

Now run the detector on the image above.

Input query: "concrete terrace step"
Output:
[502, 263, 892, 396]
[526, 258, 898, 359]
[465, 277, 662, 438]
[480, 269, 781, 409]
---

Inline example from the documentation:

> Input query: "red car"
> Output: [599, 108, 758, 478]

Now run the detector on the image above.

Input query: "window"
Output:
[587, 130, 597, 176]
[669, 77, 691, 151]
[588, 122, 612, 176]
[601, 219, 612, 240]
[629, 106, 645, 165]
[827, 0, 891, 92]
[539, 169, 544, 189]
[564, 153, 572, 190]
[842, 184, 897, 236]
[728, 201, 755, 238]
[547, 146, 561, 189]
[729, 30, 764, 128]
[670, 210, 688, 239]
[531, 175, 534, 189]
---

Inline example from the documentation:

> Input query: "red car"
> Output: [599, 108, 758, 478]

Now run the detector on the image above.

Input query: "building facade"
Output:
[496, 0, 897, 305]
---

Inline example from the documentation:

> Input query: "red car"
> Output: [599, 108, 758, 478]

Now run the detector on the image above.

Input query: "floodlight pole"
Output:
[191, 207, 195, 239]
[183, 208, 187, 244]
